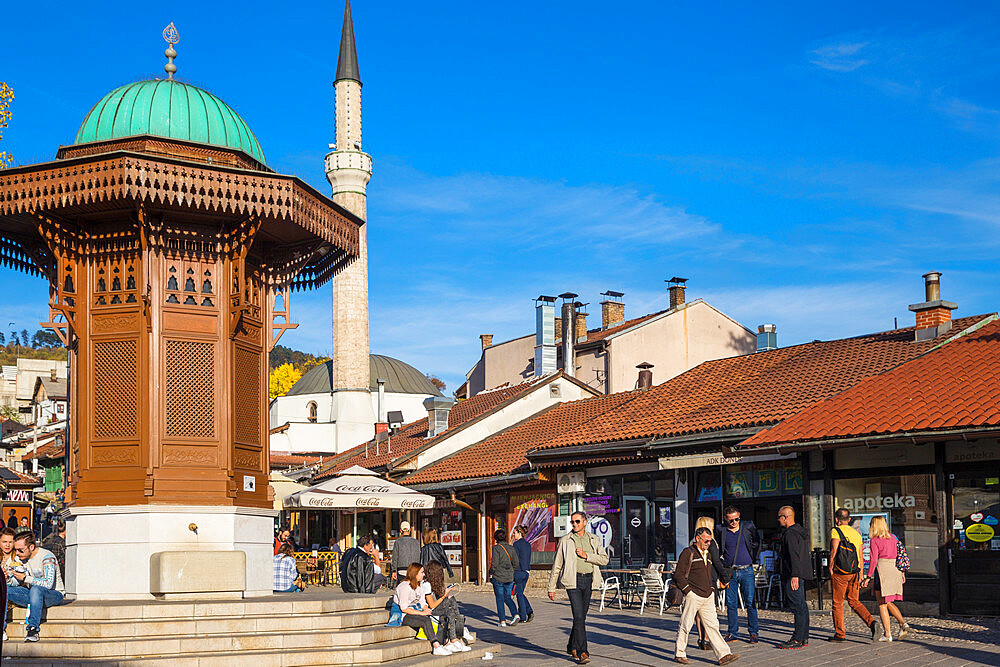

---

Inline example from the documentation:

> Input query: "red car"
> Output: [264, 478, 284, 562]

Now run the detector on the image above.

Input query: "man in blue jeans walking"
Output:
[716, 505, 760, 643]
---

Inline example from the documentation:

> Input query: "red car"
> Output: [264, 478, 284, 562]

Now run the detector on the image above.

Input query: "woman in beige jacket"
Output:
[547, 512, 609, 665]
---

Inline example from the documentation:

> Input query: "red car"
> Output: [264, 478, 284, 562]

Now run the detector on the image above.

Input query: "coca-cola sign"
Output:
[303, 495, 433, 509]
[331, 484, 392, 494]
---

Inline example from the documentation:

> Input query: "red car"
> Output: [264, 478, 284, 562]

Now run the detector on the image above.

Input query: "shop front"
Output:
[662, 452, 802, 552]
[943, 439, 1000, 615]
[577, 465, 674, 569]
[831, 443, 940, 605]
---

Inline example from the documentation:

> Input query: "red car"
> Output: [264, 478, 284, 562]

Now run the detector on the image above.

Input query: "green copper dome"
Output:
[74, 80, 265, 164]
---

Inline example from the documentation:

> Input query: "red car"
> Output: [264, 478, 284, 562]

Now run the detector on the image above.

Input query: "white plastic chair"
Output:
[599, 575, 621, 611]
[638, 568, 668, 615]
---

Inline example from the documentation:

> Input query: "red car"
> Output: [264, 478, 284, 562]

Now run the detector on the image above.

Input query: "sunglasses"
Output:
[727, 517, 740, 523]
[571, 519, 585, 524]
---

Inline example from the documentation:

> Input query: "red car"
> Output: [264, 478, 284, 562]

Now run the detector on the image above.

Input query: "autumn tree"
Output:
[268, 363, 303, 399]
[425, 374, 446, 392]
[0, 82, 12, 168]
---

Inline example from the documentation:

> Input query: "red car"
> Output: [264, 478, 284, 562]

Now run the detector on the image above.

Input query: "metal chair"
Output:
[755, 551, 782, 609]
[638, 568, 668, 615]
[599, 575, 622, 611]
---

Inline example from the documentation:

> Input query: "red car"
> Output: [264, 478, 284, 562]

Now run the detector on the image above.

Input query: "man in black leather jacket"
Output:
[340, 535, 384, 593]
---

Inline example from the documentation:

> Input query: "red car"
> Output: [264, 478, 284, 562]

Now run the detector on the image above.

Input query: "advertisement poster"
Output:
[508, 492, 557, 552]
[852, 512, 890, 567]
[658, 505, 671, 527]
[445, 549, 462, 566]
[440, 530, 462, 547]
[726, 471, 752, 498]
[697, 471, 722, 502]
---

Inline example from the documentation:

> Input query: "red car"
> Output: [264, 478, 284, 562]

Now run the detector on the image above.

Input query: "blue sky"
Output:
[3, 1, 1000, 391]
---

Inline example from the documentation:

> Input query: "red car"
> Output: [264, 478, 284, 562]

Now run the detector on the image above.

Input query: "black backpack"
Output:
[833, 527, 861, 575]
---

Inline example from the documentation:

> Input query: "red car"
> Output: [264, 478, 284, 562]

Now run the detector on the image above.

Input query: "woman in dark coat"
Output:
[419, 528, 454, 578]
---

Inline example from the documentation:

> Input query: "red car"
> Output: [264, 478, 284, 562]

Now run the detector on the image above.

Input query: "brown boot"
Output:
[674, 658, 691, 665]
[719, 654, 740, 665]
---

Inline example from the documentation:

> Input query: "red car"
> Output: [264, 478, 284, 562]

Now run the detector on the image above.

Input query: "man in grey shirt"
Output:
[391, 521, 421, 581]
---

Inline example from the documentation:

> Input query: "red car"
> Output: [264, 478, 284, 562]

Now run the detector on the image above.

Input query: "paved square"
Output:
[458, 590, 1000, 666]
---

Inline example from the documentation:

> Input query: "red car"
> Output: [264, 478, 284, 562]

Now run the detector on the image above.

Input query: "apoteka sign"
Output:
[843, 493, 915, 511]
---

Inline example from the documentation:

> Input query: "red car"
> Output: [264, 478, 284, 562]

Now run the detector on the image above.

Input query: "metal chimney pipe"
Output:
[376, 378, 386, 423]
[559, 293, 578, 378]
[923, 272, 941, 302]
[635, 362, 653, 391]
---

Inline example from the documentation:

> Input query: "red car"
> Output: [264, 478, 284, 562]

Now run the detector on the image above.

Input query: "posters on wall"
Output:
[508, 492, 557, 552]
[725, 460, 802, 498]
[852, 512, 890, 567]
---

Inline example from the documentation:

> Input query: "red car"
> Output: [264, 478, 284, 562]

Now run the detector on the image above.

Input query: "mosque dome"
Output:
[73, 79, 265, 164]
[286, 355, 444, 397]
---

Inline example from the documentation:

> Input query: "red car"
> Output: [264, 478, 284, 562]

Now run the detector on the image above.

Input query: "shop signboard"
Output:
[440, 530, 462, 547]
[722, 459, 802, 499]
[508, 492, 557, 552]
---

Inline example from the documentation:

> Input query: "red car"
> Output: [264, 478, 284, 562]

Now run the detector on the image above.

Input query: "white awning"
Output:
[283, 465, 435, 510]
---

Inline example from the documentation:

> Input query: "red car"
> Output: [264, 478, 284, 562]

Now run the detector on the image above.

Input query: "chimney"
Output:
[480, 334, 493, 351]
[635, 362, 653, 391]
[534, 296, 557, 377]
[667, 277, 688, 309]
[575, 308, 589, 342]
[756, 324, 777, 352]
[50, 368, 58, 381]
[553, 316, 562, 342]
[600, 291, 625, 329]
[908, 271, 957, 341]
[423, 396, 455, 438]
[559, 293, 577, 378]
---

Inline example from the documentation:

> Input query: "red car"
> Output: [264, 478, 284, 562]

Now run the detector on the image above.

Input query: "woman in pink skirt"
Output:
[862, 516, 912, 642]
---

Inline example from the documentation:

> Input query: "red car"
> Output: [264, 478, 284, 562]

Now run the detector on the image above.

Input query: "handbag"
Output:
[667, 548, 694, 606]
[894, 536, 911, 573]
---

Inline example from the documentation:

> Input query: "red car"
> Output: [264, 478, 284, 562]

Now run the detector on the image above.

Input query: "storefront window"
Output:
[834, 474, 937, 575]
[582, 477, 621, 568]
[952, 475, 999, 552]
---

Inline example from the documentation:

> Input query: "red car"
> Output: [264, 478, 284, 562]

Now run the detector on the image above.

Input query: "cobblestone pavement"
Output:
[457, 590, 1000, 666]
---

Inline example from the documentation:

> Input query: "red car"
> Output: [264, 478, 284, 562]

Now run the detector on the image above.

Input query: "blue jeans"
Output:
[6, 585, 65, 629]
[491, 579, 518, 622]
[726, 567, 759, 636]
[513, 570, 533, 619]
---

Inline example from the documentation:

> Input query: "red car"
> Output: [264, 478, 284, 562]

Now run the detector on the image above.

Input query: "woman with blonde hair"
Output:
[420, 528, 454, 578]
[692, 516, 730, 652]
[863, 516, 911, 641]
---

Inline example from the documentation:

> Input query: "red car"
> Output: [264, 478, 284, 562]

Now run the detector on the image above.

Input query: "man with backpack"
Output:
[828, 508, 877, 642]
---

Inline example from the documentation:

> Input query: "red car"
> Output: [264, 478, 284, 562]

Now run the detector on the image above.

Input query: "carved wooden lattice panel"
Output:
[92, 340, 138, 440]
[165, 340, 216, 439]
[233, 346, 260, 446]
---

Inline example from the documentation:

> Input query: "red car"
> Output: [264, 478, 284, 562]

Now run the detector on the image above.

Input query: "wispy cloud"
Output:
[376, 164, 719, 250]
[809, 41, 870, 72]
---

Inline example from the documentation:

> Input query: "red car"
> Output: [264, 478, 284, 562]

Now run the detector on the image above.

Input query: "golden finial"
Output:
[163, 22, 180, 80]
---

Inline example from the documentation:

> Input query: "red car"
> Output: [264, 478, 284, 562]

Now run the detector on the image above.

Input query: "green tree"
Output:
[0, 404, 18, 421]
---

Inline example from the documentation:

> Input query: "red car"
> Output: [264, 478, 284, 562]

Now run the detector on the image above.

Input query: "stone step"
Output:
[2, 639, 501, 666]
[4, 624, 422, 659]
[10, 594, 390, 622]
[6, 608, 390, 638]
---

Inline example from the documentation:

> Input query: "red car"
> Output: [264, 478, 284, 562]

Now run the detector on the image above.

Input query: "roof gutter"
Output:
[725, 424, 1000, 456]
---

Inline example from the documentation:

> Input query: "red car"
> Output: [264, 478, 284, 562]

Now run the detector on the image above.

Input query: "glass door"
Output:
[623, 496, 650, 567]
[948, 474, 1000, 615]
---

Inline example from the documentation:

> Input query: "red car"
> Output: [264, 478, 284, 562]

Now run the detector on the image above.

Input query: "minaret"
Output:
[326, 0, 375, 450]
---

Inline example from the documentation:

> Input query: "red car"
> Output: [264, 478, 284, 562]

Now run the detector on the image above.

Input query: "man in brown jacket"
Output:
[673, 527, 739, 665]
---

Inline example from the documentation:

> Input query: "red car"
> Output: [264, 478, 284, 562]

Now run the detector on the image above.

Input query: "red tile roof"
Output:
[533, 315, 992, 451]
[404, 391, 643, 485]
[0, 467, 41, 485]
[312, 376, 554, 481]
[579, 310, 667, 344]
[737, 317, 1000, 449]
[269, 452, 326, 469]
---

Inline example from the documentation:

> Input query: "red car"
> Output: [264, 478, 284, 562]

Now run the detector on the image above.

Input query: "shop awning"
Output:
[269, 472, 309, 511]
[283, 465, 435, 510]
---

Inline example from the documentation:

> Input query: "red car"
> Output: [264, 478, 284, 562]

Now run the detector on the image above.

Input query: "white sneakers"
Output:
[448, 640, 472, 652]
[878, 634, 892, 642]
[898, 624, 912, 639]
[432, 645, 453, 656]
[463, 626, 475, 643]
